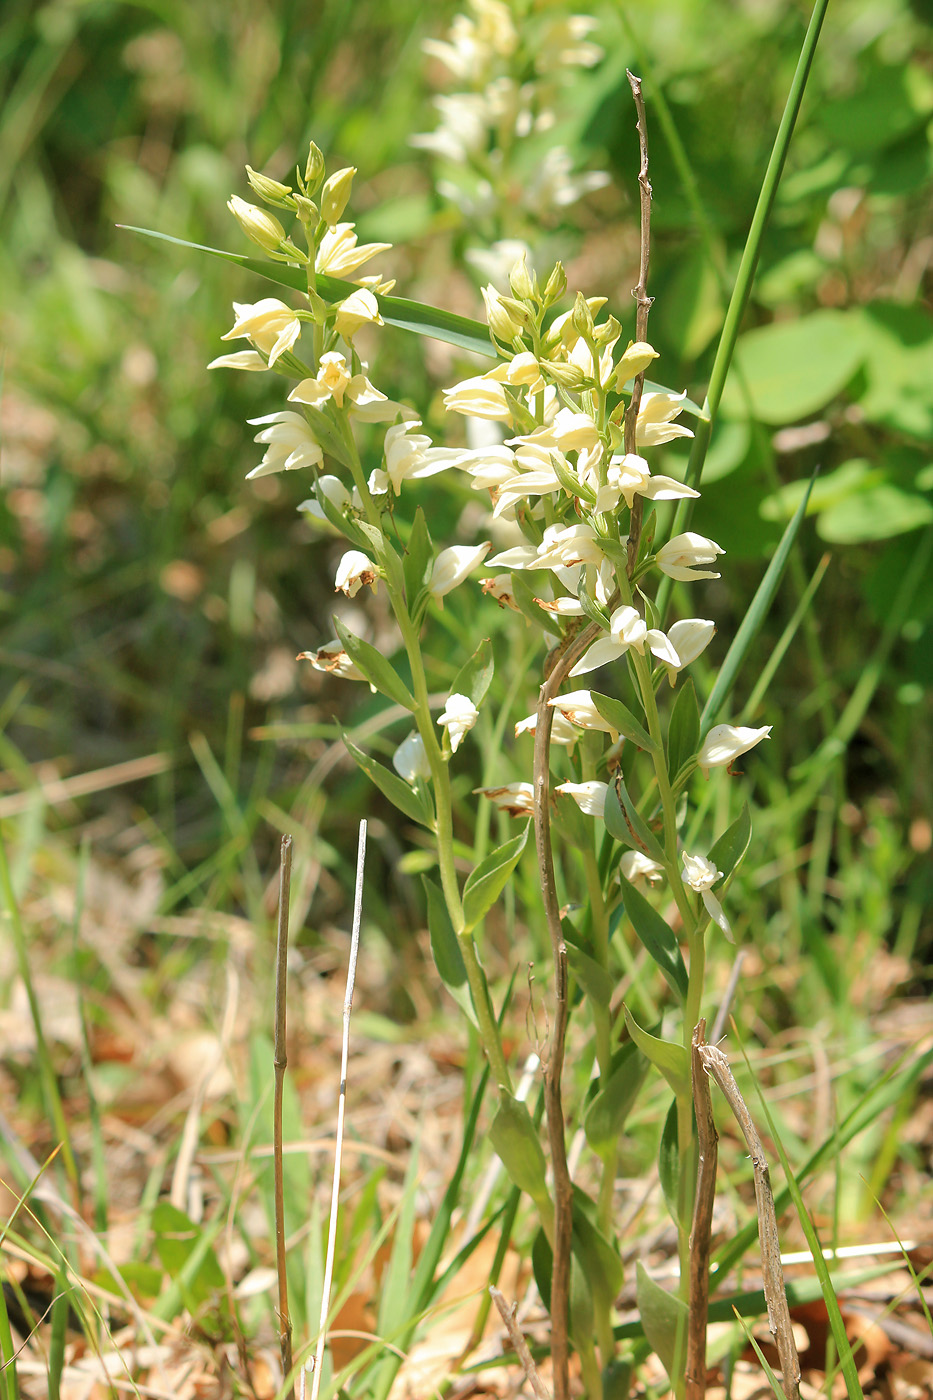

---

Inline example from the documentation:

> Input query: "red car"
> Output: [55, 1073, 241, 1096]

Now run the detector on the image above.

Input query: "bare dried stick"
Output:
[697, 1045, 801, 1400]
[309, 819, 367, 1400]
[489, 1286, 552, 1400]
[687, 1020, 718, 1400]
[273, 834, 295, 1394]
[532, 619, 602, 1400]
[624, 68, 655, 577]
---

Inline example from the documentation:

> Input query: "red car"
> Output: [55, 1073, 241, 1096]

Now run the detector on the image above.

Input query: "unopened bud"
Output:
[227, 195, 286, 253]
[304, 142, 325, 192]
[543, 261, 567, 305]
[508, 251, 535, 301]
[594, 315, 622, 347]
[571, 290, 595, 341]
[614, 340, 659, 390]
[320, 167, 356, 226]
[544, 359, 587, 390]
[245, 166, 294, 205]
[482, 285, 523, 341]
[294, 194, 319, 224]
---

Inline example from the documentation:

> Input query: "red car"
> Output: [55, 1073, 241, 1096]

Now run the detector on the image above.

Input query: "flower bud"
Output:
[543, 261, 567, 305]
[304, 142, 325, 192]
[482, 285, 524, 342]
[571, 290, 595, 341]
[320, 167, 356, 226]
[508, 251, 535, 301]
[615, 340, 660, 390]
[543, 358, 587, 390]
[245, 166, 294, 205]
[227, 196, 286, 253]
[294, 194, 319, 224]
[333, 288, 383, 340]
[594, 315, 621, 348]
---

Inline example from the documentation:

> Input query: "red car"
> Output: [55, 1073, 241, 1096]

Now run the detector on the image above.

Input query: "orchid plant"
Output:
[203, 122, 783, 1396]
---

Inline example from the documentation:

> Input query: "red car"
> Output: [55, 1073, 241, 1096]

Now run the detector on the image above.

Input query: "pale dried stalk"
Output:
[686, 1020, 718, 1400]
[624, 68, 655, 577]
[273, 834, 294, 1394]
[489, 1286, 552, 1400]
[697, 1045, 801, 1400]
[309, 819, 367, 1400]
[532, 620, 602, 1400]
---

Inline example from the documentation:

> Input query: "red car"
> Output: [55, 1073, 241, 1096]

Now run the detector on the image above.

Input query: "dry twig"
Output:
[273, 834, 295, 1393]
[489, 1286, 552, 1400]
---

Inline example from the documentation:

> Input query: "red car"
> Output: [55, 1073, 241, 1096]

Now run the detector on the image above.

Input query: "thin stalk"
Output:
[273, 835, 294, 1394]
[624, 69, 654, 577]
[687, 1020, 718, 1400]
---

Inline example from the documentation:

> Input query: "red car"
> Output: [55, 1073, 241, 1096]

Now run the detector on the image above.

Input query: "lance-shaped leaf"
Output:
[604, 775, 666, 864]
[343, 735, 434, 828]
[658, 1098, 684, 1229]
[333, 617, 416, 712]
[708, 803, 753, 892]
[565, 936, 614, 1010]
[550, 449, 596, 504]
[617, 877, 688, 1003]
[571, 1192, 625, 1323]
[118, 226, 497, 358]
[489, 1091, 550, 1212]
[590, 692, 658, 754]
[402, 508, 434, 619]
[450, 637, 494, 709]
[311, 477, 370, 550]
[422, 876, 476, 1027]
[622, 1005, 690, 1097]
[461, 824, 529, 933]
[636, 1260, 688, 1384]
[666, 677, 700, 785]
[584, 1040, 647, 1159]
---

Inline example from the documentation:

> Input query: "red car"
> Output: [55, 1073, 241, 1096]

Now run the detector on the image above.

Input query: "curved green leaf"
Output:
[450, 637, 494, 708]
[334, 618, 416, 712]
[489, 1092, 549, 1208]
[617, 877, 688, 1002]
[603, 776, 665, 863]
[584, 1040, 646, 1158]
[636, 1260, 688, 1382]
[621, 1006, 690, 1097]
[462, 824, 529, 933]
[590, 692, 658, 753]
[708, 804, 753, 891]
[343, 735, 434, 828]
[422, 876, 475, 1026]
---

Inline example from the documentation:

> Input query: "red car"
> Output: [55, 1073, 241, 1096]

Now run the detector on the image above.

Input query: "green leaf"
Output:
[725, 310, 865, 424]
[571, 1192, 625, 1319]
[658, 1098, 681, 1227]
[622, 1006, 690, 1097]
[422, 877, 476, 1027]
[334, 617, 416, 711]
[565, 936, 614, 1010]
[152, 1202, 224, 1307]
[119, 225, 496, 358]
[617, 877, 688, 1003]
[462, 824, 529, 933]
[701, 466, 817, 731]
[818, 484, 933, 543]
[402, 509, 433, 617]
[590, 693, 658, 753]
[584, 1040, 647, 1159]
[307, 477, 369, 550]
[551, 449, 596, 503]
[343, 735, 434, 828]
[666, 678, 700, 784]
[708, 804, 753, 891]
[450, 637, 494, 708]
[636, 1260, 688, 1382]
[603, 776, 665, 864]
[489, 1092, 549, 1208]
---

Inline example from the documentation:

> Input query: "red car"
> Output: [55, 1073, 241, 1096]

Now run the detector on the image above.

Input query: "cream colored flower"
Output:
[614, 342, 659, 390]
[247, 411, 322, 478]
[656, 619, 716, 685]
[429, 543, 492, 602]
[393, 733, 431, 784]
[288, 353, 401, 421]
[221, 299, 302, 366]
[655, 533, 724, 582]
[596, 453, 700, 515]
[315, 222, 391, 279]
[333, 288, 384, 340]
[682, 853, 733, 941]
[619, 850, 664, 886]
[635, 391, 695, 447]
[227, 196, 286, 253]
[547, 690, 619, 740]
[514, 710, 578, 746]
[207, 349, 267, 372]
[474, 782, 535, 818]
[437, 693, 479, 753]
[556, 780, 608, 818]
[297, 641, 364, 681]
[334, 550, 378, 598]
[697, 724, 772, 776]
[480, 574, 520, 610]
[443, 374, 513, 421]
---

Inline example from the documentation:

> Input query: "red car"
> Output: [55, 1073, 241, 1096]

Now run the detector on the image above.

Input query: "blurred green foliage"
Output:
[1, 0, 931, 986]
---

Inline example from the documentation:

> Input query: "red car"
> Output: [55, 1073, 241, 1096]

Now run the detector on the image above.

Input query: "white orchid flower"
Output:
[207, 349, 267, 371]
[682, 853, 733, 941]
[657, 619, 717, 685]
[635, 390, 694, 447]
[547, 690, 619, 740]
[614, 341, 659, 390]
[556, 780, 608, 818]
[443, 374, 513, 421]
[247, 411, 323, 478]
[437, 693, 479, 753]
[429, 543, 491, 603]
[514, 709, 579, 746]
[333, 288, 384, 340]
[334, 550, 378, 598]
[297, 641, 365, 682]
[479, 574, 521, 610]
[221, 298, 302, 366]
[474, 782, 536, 817]
[619, 850, 664, 886]
[697, 724, 772, 776]
[595, 452, 700, 515]
[315, 222, 391, 278]
[655, 532, 725, 581]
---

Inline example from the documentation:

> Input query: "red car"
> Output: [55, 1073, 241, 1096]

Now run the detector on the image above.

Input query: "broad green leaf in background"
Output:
[622, 1006, 690, 1097]
[724, 310, 865, 424]
[584, 1040, 647, 1160]
[422, 876, 476, 1026]
[342, 735, 434, 828]
[708, 804, 753, 892]
[636, 1260, 688, 1383]
[334, 618, 416, 711]
[489, 1092, 550, 1211]
[565, 936, 614, 1010]
[402, 507, 434, 616]
[590, 692, 659, 753]
[604, 776, 666, 863]
[617, 878, 689, 1003]
[461, 824, 529, 933]
[658, 1099, 681, 1228]
[666, 677, 700, 784]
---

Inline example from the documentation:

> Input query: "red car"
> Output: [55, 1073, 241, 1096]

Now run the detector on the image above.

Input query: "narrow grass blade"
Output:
[71, 837, 109, 1234]
[118, 226, 495, 358]
[700, 470, 817, 732]
[742, 553, 830, 720]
